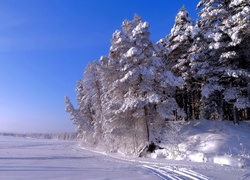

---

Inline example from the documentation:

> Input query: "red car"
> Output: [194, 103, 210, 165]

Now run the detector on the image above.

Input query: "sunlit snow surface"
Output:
[0, 136, 249, 180]
[0, 136, 157, 180]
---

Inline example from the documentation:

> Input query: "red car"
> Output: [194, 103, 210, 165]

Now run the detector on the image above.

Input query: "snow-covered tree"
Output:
[158, 6, 200, 120]
[65, 61, 105, 147]
[159, 6, 195, 74]
[223, 0, 250, 121]
[99, 14, 186, 155]
[189, 0, 250, 122]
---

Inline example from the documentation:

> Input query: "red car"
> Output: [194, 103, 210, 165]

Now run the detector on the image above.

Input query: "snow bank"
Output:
[150, 120, 250, 168]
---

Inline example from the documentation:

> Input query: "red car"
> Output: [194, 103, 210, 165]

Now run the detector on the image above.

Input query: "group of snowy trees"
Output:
[65, 0, 250, 155]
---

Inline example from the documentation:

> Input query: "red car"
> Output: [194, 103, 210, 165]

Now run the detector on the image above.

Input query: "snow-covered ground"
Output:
[152, 120, 250, 169]
[1, 120, 250, 180]
[0, 136, 157, 180]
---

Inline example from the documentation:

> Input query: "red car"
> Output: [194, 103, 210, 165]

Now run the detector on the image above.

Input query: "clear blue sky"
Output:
[0, 0, 199, 133]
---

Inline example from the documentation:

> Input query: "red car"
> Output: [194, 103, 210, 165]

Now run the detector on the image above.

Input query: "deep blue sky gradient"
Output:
[0, 0, 199, 133]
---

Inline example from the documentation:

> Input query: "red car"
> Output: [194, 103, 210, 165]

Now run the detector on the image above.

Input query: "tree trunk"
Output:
[233, 105, 239, 124]
[219, 92, 224, 121]
[144, 106, 150, 143]
[184, 88, 188, 121]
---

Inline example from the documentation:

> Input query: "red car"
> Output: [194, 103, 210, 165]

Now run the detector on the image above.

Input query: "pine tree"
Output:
[159, 6, 199, 120]
[65, 61, 105, 147]
[160, 6, 194, 73]
[98, 15, 185, 155]
[190, 0, 250, 122]
[221, 0, 250, 121]
[100, 15, 152, 155]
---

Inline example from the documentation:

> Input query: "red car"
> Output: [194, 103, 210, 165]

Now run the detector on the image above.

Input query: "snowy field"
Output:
[0, 134, 250, 180]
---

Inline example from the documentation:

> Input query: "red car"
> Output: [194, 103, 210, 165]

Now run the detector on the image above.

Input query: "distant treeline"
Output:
[0, 132, 77, 141]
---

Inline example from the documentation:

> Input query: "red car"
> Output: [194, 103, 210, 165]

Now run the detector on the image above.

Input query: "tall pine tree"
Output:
[159, 6, 199, 120]
[189, 0, 250, 122]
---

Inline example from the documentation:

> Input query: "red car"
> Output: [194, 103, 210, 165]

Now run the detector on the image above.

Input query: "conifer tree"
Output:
[99, 14, 185, 155]
[190, 0, 250, 122]
[159, 6, 199, 120]
[65, 61, 104, 147]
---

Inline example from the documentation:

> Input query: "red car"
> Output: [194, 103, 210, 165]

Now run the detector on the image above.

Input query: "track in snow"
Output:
[143, 165, 212, 180]
[75, 146, 213, 180]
